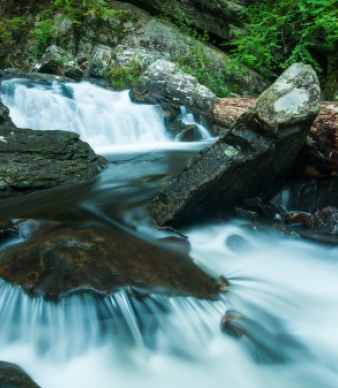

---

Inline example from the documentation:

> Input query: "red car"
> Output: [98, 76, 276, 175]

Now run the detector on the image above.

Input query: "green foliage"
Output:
[226, 0, 338, 75]
[106, 56, 146, 91]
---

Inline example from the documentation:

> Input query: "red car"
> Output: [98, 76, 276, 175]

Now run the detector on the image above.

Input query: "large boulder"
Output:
[0, 127, 106, 196]
[131, 59, 218, 116]
[209, 99, 338, 176]
[0, 361, 40, 388]
[149, 63, 321, 227]
[0, 220, 218, 300]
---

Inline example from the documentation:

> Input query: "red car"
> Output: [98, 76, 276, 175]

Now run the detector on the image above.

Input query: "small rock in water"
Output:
[0, 361, 40, 388]
[177, 124, 203, 142]
[225, 234, 252, 253]
[220, 311, 243, 339]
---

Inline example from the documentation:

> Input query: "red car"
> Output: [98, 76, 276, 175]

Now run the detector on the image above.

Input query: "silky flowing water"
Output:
[0, 79, 337, 387]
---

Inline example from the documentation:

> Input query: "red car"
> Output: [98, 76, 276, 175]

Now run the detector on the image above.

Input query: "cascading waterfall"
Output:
[178, 106, 212, 139]
[0, 79, 170, 150]
[0, 79, 337, 387]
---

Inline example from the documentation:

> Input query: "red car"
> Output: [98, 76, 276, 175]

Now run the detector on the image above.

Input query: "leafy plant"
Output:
[225, 0, 338, 75]
[106, 56, 146, 90]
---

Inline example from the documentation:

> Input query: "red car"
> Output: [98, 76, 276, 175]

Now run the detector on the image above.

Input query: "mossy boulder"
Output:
[0, 127, 106, 196]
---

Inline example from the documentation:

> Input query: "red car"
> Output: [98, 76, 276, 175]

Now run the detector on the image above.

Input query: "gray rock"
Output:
[0, 361, 40, 388]
[0, 127, 106, 196]
[149, 63, 320, 227]
[131, 59, 218, 116]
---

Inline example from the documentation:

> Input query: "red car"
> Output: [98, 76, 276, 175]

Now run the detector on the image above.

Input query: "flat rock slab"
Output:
[149, 63, 320, 227]
[0, 220, 218, 301]
[0, 361, 40, 388]
[0, 127, 106, 195]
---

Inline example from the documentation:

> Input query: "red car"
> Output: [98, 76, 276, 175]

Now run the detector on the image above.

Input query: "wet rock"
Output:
[0, 127, 107, 196]
[225, 234, 252, 252]
[220, 311, 243, 338]
[0, 361, 40, 388]
[0, 98, 16, 128]
[0, 222, 218, 301]
[285, 206, 338, 235]
[131, 59, 218, 117]
[177, 124, 203, 142]
[149, 63, 320, 228]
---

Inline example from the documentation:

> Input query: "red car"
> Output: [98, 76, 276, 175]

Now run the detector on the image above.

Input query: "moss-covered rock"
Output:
[0, 127, 106, 196]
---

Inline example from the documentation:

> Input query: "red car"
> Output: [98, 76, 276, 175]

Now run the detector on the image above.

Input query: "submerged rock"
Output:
[177, 124, 203, 142]
[0, 221, 218, 300]
[149, 63, 321, 228]
[131, 59, 218, 116]
[0, 361, 40, 388]
[0, 127, 106, 196]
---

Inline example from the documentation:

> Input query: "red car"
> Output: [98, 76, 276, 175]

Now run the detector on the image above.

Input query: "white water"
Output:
[0, 80, 338, 387]
[178, 106, 212, 139]
[0, 79, 169, 150]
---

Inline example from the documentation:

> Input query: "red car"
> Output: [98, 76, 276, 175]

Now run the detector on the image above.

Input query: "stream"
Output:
[0, 78, 337, 388]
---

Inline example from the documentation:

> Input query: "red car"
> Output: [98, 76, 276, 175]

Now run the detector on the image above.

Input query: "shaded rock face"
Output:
[0, 99, 16, 128]
[149, 63, 320, 227]
[0, 361, 40, 388]
[277, 178, 338, 214]
[129, 0, 246, 42]
[131, 59, 218, 116]
[0, 220, 218, 301]
[0, 127, 106, 195]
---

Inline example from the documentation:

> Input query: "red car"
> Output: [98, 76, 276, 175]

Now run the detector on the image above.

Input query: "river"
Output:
[0, 78, 337, 388]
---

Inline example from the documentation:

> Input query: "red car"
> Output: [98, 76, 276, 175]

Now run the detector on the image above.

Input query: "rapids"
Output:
[0, 79, 337, 388]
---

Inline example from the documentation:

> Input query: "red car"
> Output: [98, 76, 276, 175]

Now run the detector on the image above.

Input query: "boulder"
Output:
[149, 63, 320, 227]
[0, 127, 106, 196]
[0, 99, 16, 128]
[209, 99, 338, 175]
[0, 361, 40, 388]
[131, 59, 218, 116]
[0, 221, 218, 300]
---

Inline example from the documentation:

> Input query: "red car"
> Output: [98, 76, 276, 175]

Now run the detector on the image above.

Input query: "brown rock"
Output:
[0, 221, 218, 301]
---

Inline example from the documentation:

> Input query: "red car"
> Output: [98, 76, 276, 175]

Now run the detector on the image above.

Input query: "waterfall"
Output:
[178, 106, 212, 139]
[0, 78, 337, 388]
[0, 79, 169, 150]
